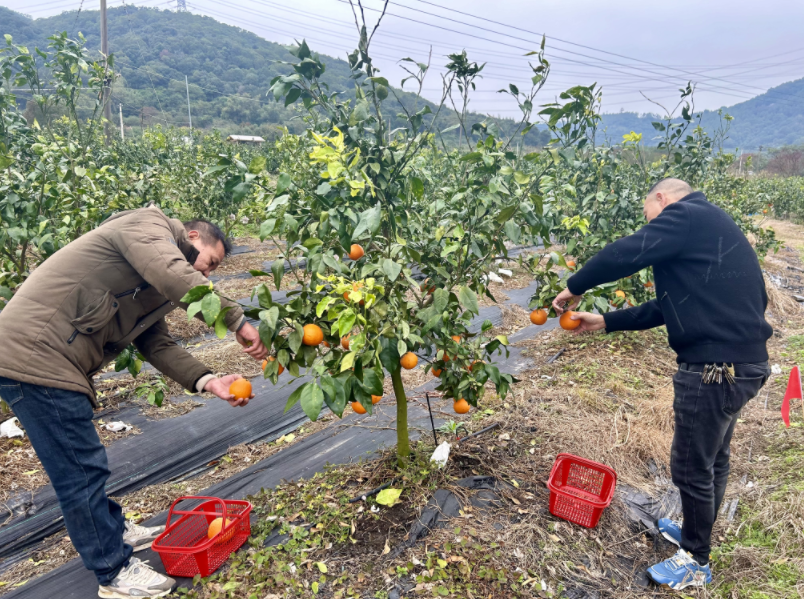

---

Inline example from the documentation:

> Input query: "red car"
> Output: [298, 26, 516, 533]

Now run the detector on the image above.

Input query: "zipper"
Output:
[67, 330, 79, 344]
[115, 283, 151, 300]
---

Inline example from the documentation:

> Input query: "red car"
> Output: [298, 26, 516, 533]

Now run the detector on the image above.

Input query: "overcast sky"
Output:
[8, 0, 804, 117]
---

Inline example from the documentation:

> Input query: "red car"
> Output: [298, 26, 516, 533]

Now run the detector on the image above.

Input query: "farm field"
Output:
[1, 5, 804, 599]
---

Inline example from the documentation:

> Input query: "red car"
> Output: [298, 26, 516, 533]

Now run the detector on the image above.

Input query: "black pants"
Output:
[670, 362, 769, 565]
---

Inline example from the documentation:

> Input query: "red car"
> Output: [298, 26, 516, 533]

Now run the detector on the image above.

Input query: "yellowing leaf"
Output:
[375, 488, 402, 507]
[315, 561, 328, 573]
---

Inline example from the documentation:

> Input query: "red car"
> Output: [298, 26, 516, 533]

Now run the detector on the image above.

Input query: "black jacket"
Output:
[567, 191, 772, 364]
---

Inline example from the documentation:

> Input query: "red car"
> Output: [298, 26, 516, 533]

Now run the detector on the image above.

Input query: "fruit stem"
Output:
[391, 368, 410, 468]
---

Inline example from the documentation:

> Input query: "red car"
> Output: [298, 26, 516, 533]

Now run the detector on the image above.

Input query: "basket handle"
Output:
[165, 496, 231, 530]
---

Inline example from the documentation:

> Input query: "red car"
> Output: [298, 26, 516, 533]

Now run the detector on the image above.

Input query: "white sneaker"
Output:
[123, 521, 165, 552]
[98, 557, 176, 598]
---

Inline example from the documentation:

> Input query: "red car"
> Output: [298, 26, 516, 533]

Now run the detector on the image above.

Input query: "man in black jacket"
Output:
[552, 178, 772, 591]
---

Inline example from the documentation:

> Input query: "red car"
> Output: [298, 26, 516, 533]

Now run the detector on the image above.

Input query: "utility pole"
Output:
[185, 75, 192, 130]
[100, 0, 113, 144]
[119, 103, 125, 141]
[177, 0, 187, 11]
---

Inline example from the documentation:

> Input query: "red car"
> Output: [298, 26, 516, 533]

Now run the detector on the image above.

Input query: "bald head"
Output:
[643, 178, 693, 222]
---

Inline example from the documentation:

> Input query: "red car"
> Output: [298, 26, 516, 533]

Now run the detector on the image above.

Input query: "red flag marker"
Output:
[781, 366, 802, 428]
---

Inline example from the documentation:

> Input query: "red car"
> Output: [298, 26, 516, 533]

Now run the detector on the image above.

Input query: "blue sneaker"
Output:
[658, 518, 682, 546]
[647, 548, 712, 590]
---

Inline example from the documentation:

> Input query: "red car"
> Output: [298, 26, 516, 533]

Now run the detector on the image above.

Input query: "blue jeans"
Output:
[0, 377, 132, 585]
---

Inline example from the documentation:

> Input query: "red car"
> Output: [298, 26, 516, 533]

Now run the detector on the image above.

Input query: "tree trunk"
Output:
[391, 368, 410, 467]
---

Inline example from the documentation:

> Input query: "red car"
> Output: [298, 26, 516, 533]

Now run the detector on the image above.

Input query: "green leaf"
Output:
[375, 488, 402, 507]
[321, 375, 347, 417]
[261, 306, 280, 329]
[432, 288, 449, 313]
[315, 561, 328, 573]
[513, 170, 530, 185]
[341, 351, 357, 372]
[352, 205, 382, 239]
[260, 218, 277, 240]
[271, 259, 284, 290]
[458, 286, 479, 315]
[382, 259, 402, 282]
[379, 337, 401, 373]
[200, 293, 221, 326]
[410, 177, 424, 199]
[338, 309, 357, 338]
[300, 383, 324, 421]
[284, 383, 306, 413]
[504, 220, 521, 243]
[496, 204, 518, 224]
[276, 172, 292, 194]
[362, 369, 384, 396]
[214, 311, 228, 339]
[186, 300, 202, 321]
[316, 296, 336, 318]
[181, 285, 211, 304]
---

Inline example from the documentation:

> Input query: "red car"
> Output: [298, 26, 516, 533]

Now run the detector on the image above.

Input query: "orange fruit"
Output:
[302, 323, 324, 346]
[341, 335, 350, 350]
[208, 517, 235, 542]
[348, 244, 365, 261]
[229, 379, 252, 400]
[432, 367, 442, 377]
[323, 340, 330, 348]
[262, 357, 284, 375]
[566, 260, 576, 270]
[451, 335, 462, 343]
[644, 281, 654, 288]
[529, 309, 548, 325]
[453, 399, 470, 414]
[763, 210, 767, 214]
[400, 352, 418, 370]
[420, 279, 435, 295]
[372, 394, 382, 404]
[615, 290, 626, 299]
[468, 360, 484, 372]
[559, 311, 581, 331]
[352, 401, 367, 414]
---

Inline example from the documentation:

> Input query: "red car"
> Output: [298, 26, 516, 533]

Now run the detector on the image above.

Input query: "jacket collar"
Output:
[171, 221, 200, 265]
[678, 191, 707, 203]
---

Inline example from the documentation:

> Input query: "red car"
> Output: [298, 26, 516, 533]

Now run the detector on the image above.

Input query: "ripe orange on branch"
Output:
[351, 401, 367, 414]
[529, 309, 547, 325]
[372, 395, 382, 404]
[302, 324, 324, 346]
[566, 260, 576, 270]
[559, 311, 581, 331]
[615, 290, 626, 299]
[229, 379, 252, 400]
[431, 367, 442, 377]
[348, 244, 365, 260]
[400, 352, 418, 370]
[451, 335, 462, 343]
[341, 335, 350, 350]
[453, 399, 470, 414]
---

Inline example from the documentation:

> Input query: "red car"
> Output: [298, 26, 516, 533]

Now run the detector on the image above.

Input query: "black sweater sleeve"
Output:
[567, 201, 691, 295]
[604, 298, 665, 332]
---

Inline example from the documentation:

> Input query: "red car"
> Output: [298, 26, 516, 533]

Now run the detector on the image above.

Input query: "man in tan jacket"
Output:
[0, 206, 268, 598]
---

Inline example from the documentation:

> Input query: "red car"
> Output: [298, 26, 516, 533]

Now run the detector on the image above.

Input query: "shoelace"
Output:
[121, 559, 162, 586]
[667, 549, 697, 570]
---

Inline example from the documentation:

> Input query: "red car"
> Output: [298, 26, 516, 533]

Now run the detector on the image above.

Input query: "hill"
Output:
[600, 78, 804, 150]
[0, 5, 550, 144]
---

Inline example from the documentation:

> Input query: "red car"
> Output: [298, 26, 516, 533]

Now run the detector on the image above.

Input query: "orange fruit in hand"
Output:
[432, 367, 442, 377]
[453, 399, 471, 414]
[348, 244, 365, 261]
[644, 281, 654, 288]
[262, 357, 284, 375]
[341, 335, 350, 350]
[566, 260, 576, 270]
[559, 311, 581, 331]
[352, 401, 367, 414]
[372, 395, 382, 404]
[615, 290, 626, 299]
[302, 324, 324, 346]
[400, 352, 418, 370]
[529, 309, 547, 325]
[229, 379, 252, 400]
[208, 517, 235, 542]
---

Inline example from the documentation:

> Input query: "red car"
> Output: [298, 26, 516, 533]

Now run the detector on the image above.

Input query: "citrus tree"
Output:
[180, 4, 562, 466]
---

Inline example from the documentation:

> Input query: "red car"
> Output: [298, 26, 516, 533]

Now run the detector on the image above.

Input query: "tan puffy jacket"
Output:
[0, 205, 244, 406]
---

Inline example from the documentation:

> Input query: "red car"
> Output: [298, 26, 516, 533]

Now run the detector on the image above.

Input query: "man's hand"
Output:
[236, 321, 268, 361]
[568, 312, 606, 333]
[204, 374, 253, 407]
[552, 287, 582, 314]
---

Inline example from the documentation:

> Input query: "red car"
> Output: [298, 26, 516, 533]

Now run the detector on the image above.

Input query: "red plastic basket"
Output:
[547, 453, 617, 528]
[151, 496, 252, 578]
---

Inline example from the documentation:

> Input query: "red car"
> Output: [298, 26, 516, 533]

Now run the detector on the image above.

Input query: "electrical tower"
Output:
[177, 0, 187, 11]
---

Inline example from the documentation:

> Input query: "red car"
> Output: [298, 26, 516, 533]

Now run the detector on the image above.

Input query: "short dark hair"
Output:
[183, 220, 233, 256]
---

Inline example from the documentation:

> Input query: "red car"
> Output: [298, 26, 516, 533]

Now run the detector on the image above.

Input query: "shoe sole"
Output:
[130, 541, 154, 552]
[661, 530, 681, 546]
[99, 588, 172, 599]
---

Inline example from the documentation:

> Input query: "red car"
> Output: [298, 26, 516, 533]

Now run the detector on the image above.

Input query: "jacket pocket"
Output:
[69, 291, 121, 340]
